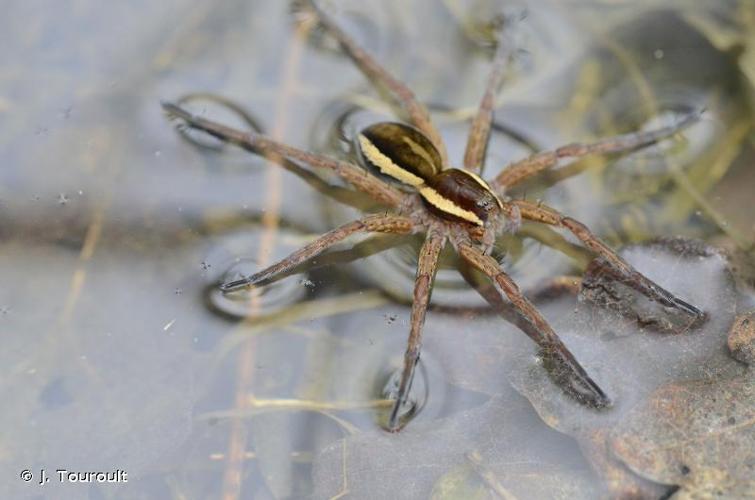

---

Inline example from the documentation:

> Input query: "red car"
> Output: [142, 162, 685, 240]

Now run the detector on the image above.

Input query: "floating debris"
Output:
[728, 310, 755, 364]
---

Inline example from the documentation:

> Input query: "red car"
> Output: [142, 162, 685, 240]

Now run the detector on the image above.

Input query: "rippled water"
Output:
[1, 0, 753, 498]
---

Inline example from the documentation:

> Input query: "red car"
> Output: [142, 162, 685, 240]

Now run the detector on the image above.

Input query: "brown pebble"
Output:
[728, 310, 755, 364]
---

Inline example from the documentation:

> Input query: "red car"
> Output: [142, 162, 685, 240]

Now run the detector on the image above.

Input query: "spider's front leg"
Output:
[306, 0, 448, 165]
[510, 199, 704, 318]
[463, 22, 515, 175]
[456, 238, 610, 408]
[162, 102, 404, 208]
[387, 230, 445, 431]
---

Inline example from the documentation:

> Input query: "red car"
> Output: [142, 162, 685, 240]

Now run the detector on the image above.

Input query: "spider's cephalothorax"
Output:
[163, 0, 705, 432]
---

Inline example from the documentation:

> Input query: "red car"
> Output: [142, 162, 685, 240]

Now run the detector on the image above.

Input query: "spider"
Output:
[163, 0, 704, 431]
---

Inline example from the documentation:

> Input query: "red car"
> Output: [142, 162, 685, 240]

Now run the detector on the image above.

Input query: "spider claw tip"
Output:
[161, 101, 193, 121]
[675, 298, 705, 319]
[219, 281, 247, 293]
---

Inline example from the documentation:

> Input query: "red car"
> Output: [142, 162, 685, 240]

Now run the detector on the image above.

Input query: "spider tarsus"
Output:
[541, 347, 612, 409]
[649, 282, 705, 318]
[574, 375, 611, 409]
[386, 390, 414, 432]
[218, 277, 256, 293]
[162, 101, 216, 136]
[163, 101, 220, 139]
[677, 108, 704, 129]
[161, 101, 191, 121]
[385, 366, 417, 432]
[387, 403, 403, 432]
[386, 417, 405, 433]
[672, 297, 706, 319]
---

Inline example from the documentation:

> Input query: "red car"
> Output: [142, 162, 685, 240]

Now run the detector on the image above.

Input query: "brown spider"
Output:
[163, 0, 703, 431]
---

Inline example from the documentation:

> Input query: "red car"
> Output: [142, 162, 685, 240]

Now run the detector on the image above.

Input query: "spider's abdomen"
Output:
[420, 169, 502, 226]
[357, 122, 442, 186]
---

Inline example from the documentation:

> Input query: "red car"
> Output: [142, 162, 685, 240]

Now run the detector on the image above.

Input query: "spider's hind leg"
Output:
[457, 238, 610, 408]
[511, 199, 705, 319]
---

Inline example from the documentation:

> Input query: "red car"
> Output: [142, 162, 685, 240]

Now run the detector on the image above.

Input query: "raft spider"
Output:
[163, 0, 703, 431]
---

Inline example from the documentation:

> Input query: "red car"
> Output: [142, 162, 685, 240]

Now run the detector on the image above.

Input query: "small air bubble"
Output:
[653, 49, 664, 59]
[77, 190, 84, 196]
[154, 149, 162, 157]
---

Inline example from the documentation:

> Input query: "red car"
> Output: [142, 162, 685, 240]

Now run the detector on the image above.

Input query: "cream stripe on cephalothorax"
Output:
[418, 186, 484, 225]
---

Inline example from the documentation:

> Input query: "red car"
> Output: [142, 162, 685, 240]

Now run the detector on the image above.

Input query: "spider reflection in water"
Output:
[163, 0, 704, 431]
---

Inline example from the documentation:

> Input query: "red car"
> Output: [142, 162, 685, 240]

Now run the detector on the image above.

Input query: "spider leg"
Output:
[162, 102, 404, 208]
[220, 214, 413, 292]
[307, 0, 448, 165]
[388, 230, 445, 431]
[490, 111, 701, 190]
[456, 239, 610, 408]
[510, 199, 704, 318]
[463, 31, 513, 174]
